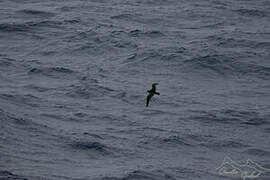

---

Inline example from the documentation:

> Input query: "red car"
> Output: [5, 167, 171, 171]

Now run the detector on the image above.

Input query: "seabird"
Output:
[146, 83, 160, 107]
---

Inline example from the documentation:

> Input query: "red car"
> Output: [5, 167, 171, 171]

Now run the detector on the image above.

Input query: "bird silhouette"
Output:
[146, 83, 160, 107]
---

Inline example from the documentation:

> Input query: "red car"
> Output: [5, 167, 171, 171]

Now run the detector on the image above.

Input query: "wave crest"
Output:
[28, 66, 75, 78]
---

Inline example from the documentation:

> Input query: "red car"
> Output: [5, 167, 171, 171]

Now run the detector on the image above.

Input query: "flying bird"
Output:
[146, 83, 160, 107]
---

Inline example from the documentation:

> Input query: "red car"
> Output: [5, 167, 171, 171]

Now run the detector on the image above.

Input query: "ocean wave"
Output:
[58, 5, 78, 12]
[211, 36, 270, 49]
[24, 84, 51, 93]
[70, 141, 111, 155]
[41, 112, 90, 123]
[134, 0, 176, 6]
[187, 134, 213, 144]
[0, 58, 16, 67]
[99, 170, 175, 180]
[0, 93, 41, 107]
[190, 109, 270, 126]
[28, 66, 75, 78]
[182, 54, 270, 79]
[161, 135, 193, 146]
[70, 32, 137, 54]
[8, 115, 31, 127]
[129, 29, 165, 38]
[65, 83, 117, 99]
[110, 13, 138, 20]
[186, 134, 249, 149]
[264, 128, 270, 134]
[0, 22, 31, 33]
[82, 132, 104, 139]
[244, 118, 269, 126]
[65, 85, 97, 98]
[109, 39, 137, 49]
[0, 108, 49, 133]
[0, 20, 62, 33]
[182, 54, 235, 76]
[243, 148, 270, 157]
[0, 170, 28, 180]
[139, 133, 194, 147]
[110, 13, 161, 24]
[255, 41, 270, 49]
[121, 47, 185, 68]
[234, 8, 267, 17]
[16, 9, 55, 18]
[201, 139, 249, 149]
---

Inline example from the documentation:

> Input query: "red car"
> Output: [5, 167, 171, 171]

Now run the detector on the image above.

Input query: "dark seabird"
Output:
[146, 83, 160, 107]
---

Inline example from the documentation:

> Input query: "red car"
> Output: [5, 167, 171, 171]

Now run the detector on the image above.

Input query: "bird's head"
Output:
[152, 83, 158, 87]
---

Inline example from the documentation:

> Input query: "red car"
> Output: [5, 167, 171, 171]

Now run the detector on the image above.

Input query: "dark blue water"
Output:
[0, 0, 270, 179]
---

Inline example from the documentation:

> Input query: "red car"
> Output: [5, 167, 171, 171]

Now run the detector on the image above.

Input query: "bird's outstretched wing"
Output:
[146, 93, 153, 107]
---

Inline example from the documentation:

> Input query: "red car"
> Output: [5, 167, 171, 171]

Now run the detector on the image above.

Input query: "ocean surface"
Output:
[0, 0, 270, 179]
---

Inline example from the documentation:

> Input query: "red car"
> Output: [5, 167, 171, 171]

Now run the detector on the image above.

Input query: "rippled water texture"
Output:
[0, 0, 270, 179]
